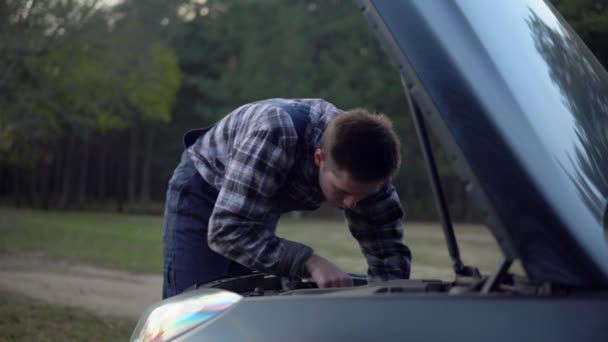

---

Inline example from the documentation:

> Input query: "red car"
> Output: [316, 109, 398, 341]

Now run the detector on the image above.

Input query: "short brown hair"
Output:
[321, 108, 401, 182]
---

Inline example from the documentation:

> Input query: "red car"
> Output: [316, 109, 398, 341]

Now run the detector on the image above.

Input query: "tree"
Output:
[0, 0, 102, 207]
[169, 0, 451, 219]
[553, 0, 608, 68]
[0, 0, 181, 209]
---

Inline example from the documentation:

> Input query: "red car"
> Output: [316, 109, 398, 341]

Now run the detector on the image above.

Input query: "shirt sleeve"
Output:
[344, 182, 412, 282]
[207, 108, 313, 279]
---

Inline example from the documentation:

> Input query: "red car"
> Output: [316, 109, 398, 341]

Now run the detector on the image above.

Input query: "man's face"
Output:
[314, 149, 383, 209]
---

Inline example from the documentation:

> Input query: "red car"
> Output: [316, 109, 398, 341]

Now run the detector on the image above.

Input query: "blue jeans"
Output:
[162, 150, 278, 299]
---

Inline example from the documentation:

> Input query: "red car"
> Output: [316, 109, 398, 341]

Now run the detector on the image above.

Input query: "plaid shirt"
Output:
[187, 98, 411, 282]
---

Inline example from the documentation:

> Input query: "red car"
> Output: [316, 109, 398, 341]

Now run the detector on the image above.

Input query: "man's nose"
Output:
[343, 196, 357, 209]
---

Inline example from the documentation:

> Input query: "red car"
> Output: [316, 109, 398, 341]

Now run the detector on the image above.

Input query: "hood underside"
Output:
[357, 0, 608, 287]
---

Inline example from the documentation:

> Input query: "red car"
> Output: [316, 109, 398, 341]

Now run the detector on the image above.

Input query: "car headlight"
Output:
[131, 288, 243, 342]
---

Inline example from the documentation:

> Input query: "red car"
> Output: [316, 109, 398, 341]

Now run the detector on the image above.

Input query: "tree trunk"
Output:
[97, 140, 107, 201]
[139, 128, 155, 205]
[77, 131, 90, 206]
[58, 132, 76, 209]
[40, 161, 52, 210]
[51, 142, 64, 207]
[0, 165, 5, 198]
[116, 156, 125, 213]
[29, 162, 37, 207]
[12, 167, 21, 208]
[127, 128, 138, 205]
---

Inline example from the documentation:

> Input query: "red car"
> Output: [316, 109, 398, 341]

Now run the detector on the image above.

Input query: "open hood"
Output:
[357, 0, 608, 287]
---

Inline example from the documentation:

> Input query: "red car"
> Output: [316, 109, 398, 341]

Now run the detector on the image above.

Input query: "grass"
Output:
[0, 208, 163, 273]
[0, 207, 506, 279]
[0, 291, 135, 342]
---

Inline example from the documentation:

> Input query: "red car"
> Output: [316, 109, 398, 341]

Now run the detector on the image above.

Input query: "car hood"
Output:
[358, 0, 608, 287]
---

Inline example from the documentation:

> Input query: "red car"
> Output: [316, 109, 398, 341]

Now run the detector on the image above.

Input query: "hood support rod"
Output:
[403, 80, 480, 278]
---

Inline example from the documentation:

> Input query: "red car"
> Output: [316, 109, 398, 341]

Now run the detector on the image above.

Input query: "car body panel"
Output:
[180, 294, 608, 341]
[357, 0, 608, 287]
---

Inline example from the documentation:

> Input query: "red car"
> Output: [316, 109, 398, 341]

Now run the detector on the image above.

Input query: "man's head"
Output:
[314, 108, 401, 209]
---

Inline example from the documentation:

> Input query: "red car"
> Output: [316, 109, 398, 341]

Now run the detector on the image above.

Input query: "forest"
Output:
[1, 0, 606, 220]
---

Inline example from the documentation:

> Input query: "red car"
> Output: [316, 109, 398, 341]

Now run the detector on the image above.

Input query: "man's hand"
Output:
[304, 254, 354, 288]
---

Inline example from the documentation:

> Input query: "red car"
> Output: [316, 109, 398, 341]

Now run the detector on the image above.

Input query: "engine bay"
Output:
[191, 272, 558, 297]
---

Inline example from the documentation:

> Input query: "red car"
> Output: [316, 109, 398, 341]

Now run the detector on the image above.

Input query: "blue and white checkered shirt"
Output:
[187, 98, 411, 281]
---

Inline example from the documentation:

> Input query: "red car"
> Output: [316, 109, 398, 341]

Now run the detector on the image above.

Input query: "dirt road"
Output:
[0, 252, 162, 320]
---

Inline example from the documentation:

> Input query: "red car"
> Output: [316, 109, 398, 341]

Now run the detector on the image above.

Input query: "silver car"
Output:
[131, 1, 608, 341]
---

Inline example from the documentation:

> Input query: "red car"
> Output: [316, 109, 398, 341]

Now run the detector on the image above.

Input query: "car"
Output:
[130, 0, 608, 341]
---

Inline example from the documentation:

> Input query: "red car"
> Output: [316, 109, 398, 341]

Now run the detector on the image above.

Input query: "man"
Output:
[162, 98, 411, 299]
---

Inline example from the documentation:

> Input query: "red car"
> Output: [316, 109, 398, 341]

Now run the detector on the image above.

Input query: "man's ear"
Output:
[314, 148, 324, 167]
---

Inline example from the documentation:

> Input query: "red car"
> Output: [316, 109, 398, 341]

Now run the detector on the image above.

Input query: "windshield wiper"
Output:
[402, 77, 481, 279]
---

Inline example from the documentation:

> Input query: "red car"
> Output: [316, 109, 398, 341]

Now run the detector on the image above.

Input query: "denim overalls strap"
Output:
[182, 99, 309, 150]
[264, 99, 309, 141]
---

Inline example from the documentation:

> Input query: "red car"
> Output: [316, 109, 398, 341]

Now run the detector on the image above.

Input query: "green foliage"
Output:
[128, 42, 181, 123]
[4, 0, 604, 220]
[173, 0, 407, 118]
[553, 0, 608, 67]
[170, 0, 452, 219]
[0, 0, 99, 157]
[0, 0, 181, 166]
